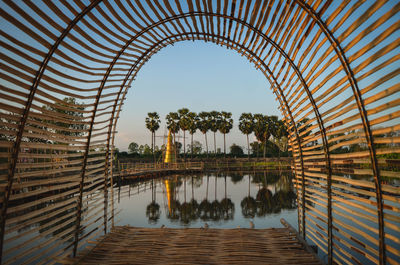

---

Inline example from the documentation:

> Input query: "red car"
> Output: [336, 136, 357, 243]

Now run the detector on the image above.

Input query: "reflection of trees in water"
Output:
[210, 200, 221, 221]
[162, 176, 235, 225]
[251, 171, 281, 185]
[221, 175, 234, 220]
[199, 200, 211, 220]
[229, 172, 244, 184]
[165, 198, 235, 225]
[240, 188, 296, 219]
[190, 174, 203, 188]
[276, 174, 291, 192]
[173, 177, 183, 188]
[220, 198, 234, 220]
[143, 172, 296, 224]
[199, 175, 211, 220]
[166, 200, 180, 222]
[241, 172, 296, 218]
[241, 196, 257, 218]
[146, 202, 160, 224]
[256, 188, 274, 216]
[274, 190, 297, 210]
[250, 189, 296, 217]
[146, 179, 161, 224]
[179, 199, 199, 225]
[241, 174, 256, 218]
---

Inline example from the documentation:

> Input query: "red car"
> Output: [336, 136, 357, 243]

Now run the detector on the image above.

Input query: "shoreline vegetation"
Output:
[114, 157, 400, 180]
[114, 159, 293, 183]
[116, 158, 293, 172]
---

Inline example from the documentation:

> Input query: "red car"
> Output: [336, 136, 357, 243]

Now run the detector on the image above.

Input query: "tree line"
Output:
[139, 109, 289, 160]
[144, 109, 233, 160]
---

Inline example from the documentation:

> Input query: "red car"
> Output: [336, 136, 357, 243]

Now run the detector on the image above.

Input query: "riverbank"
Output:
[113, 159, 292, 182]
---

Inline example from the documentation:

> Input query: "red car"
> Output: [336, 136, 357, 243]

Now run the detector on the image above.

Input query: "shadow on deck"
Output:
[63, 220, 322, 265]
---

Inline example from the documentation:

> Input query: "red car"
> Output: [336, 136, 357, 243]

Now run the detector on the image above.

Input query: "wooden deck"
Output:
[64, 225, 322, 265]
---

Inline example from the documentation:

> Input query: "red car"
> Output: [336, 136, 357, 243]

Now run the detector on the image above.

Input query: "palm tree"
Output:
[209, 111, 220, 156]
[267, 116, 279, 158]
[239, 113, 254, 160]
[166, 112, 180, 160]
[187, 112, 199, 159]
[218, 111, 233, 157]
[276, 120, 288, 141]
[197, 112, 211, 157]
[253, 114, 280, 159]
[145, 112, 160, 158]
[178, 108, 190, 161]
[274, 120, 288, 161]
[253, 114, 267, 158]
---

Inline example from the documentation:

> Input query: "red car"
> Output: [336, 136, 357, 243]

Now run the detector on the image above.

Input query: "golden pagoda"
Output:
[164, 130, 176, 163]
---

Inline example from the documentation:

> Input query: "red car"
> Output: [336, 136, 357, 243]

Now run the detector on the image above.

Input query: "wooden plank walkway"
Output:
[64, 226, 322, 265]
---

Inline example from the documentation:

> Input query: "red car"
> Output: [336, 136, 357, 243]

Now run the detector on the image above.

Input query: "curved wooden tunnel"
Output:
[0, 1, 399, 264]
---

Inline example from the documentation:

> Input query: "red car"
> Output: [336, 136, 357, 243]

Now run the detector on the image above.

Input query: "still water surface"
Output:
[5, 170, 399, 264]
[113, 170, 400, 264]
[115, 170, 298, 230]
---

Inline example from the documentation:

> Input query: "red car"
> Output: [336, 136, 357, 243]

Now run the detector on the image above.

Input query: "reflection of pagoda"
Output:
[164, 179, 174, 214]
[164, 130, 176, 163]
[164, 177, 181, 219]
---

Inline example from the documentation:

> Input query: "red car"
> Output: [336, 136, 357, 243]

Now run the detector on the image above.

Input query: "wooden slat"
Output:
[65, 226, 322, 265]
[1, 1, 399, 264]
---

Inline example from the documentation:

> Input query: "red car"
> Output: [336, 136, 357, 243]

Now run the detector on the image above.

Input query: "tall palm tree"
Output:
[187, 112, 199, 159]
[166, 112, 180, 159]
[253, 115, 278, 159]
[178, 108, 190, 161]
[267, 116, 279, 158]
[209, 111, 220, 156]
[239, 113, 254, 160]
[218, 111, 233, 157]
[253, 114, 267, 158]
[145, 112, 160, 158]
[197, 112, 211, 157]
[274, 120, 288, 161]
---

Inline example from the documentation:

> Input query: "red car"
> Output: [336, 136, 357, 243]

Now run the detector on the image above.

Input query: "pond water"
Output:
[114, 170, 298, 230]
[112, 170, 400, 264]
[4, 169, 398, 264]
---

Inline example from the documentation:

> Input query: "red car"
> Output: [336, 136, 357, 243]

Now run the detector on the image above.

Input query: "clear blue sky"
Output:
[115, 41, 281, 152]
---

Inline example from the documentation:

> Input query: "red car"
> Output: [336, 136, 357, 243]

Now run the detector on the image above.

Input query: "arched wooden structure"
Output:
[0, 1, 399, 264]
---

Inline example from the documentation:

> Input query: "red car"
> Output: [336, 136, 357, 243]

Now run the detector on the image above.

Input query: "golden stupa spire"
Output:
[164, 129, 175, 163]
